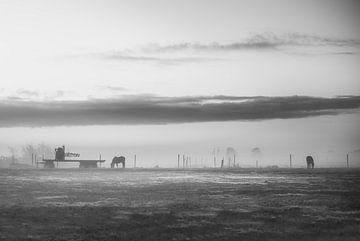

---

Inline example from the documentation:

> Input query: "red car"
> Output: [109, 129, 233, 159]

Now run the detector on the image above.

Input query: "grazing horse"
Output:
[111, 156, 125, 168]
[306, 156, 314, 169]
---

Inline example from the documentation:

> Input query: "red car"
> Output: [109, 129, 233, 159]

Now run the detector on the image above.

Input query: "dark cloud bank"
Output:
[1, 95, 359, 127]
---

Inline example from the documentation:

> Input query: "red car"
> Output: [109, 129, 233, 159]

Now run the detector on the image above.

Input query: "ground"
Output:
[0, 168, 359, 241]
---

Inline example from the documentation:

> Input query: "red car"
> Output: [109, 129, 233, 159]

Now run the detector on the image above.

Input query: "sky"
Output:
[0, 0, 359, 167]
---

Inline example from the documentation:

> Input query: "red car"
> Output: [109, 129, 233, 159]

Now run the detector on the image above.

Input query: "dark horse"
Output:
[111, 156, 125, 168]
[306, 156, 314, 169]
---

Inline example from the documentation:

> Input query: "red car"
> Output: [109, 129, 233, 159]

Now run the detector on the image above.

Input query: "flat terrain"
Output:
[0, 168, 359, 241]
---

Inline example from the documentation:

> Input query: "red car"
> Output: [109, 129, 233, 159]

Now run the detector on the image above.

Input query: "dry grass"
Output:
[0, 168, 359, 240]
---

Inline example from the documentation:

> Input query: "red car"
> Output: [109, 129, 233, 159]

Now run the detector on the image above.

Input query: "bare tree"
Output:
[8, 146, 18, 164]
[226, 147, 236, 167]
[36, 142, 53, 159]
[20, 143, 54, 163]
[21, 144, 36, 163]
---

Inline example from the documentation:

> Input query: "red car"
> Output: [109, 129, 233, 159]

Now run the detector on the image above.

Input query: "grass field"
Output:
[0, 168, 359, 241]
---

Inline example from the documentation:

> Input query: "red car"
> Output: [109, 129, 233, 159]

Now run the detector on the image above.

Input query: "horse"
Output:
[111, 156, 125, 168]
[306, 156, 314, 169]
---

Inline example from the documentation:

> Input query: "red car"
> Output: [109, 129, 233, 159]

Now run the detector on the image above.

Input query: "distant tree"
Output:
[36, 142, 53, 159]
[251, 147, 261, 155]
[211, 147, 220, 156]
[21, 144, 37, 162]
[226, 147, 236, 167]
[21, 143, 54, 163]
[251, 147, 262, 167]
[226, 147, 236, 157]
[0, 155, 13, 168]
[8, 146, 18, 163]
[211, 147, 220, 167]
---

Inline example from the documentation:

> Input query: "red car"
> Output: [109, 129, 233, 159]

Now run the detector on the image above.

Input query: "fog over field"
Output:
[1, 0, 360, 168]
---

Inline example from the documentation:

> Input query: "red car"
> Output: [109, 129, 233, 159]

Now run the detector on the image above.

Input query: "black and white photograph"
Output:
[0, 0, 359, 240]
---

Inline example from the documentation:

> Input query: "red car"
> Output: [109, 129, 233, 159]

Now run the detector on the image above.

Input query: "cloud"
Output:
[97, 85, 128, 92]
[16, 90, 39, 98]
[0, 95, 360, 127]
[144, 32, 360, 52]
[90, 51, 217, 64]
[84, 32, 360, 64]
[1, 89, 74, 102]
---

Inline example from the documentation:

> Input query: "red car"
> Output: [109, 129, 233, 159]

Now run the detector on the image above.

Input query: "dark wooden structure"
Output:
[41, 146, 105, 168]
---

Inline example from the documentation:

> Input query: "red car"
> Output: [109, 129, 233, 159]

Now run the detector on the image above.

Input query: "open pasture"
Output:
[0, 168, 359, 241]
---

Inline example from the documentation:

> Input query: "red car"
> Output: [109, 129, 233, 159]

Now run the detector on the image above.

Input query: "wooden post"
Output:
[134, 154, 137, 168]
[233, 154, 236, 167]
[290, 154, 292, 168]
[35, 154, 38, 168]
[31, 153, 34, 167]
[347, 154, 349, 168]
[177, 154, 180, 168]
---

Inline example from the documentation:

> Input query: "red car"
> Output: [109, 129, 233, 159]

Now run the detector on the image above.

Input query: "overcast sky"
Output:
[0, 0, 359, 167]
